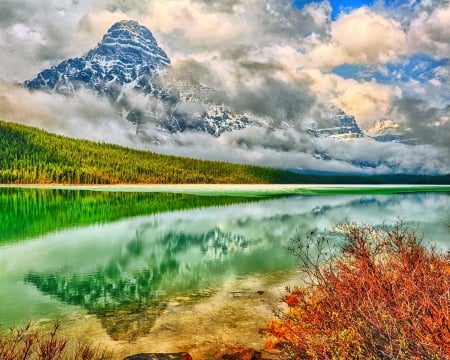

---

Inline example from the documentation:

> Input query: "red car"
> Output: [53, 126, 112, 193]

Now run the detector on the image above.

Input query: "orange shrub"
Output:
[0, 322, 113, 360]
[265, 222, 450, 359]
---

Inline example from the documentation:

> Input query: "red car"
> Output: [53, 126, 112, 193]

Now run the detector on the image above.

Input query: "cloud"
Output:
[0, 83, 138, 146]
[1, 81, 447, 175]
[301, 7, 406, 69]
[77, 11, 132, 48]
[331, 80, 402, 128]
[142, 0, 246, 47]
[406, 3, 450, 58]
[298, 69, 402, 128]
[0, 0, 328, 82]
[392, 97, 450, 148]
[142, 125, 449, 175]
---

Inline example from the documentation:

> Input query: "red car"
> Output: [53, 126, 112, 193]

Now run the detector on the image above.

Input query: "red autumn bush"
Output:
[265, 222, 450, 359]
[0, 322, 113, 360]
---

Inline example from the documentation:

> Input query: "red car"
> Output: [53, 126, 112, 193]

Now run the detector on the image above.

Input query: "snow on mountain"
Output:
[25, 20, 170, 98]
[307, 110, 420, 147]
[367, 119, 400, 136]
[308, 108, 364, 141]
[24, 20, 262, 136]
[23, 20, 415, 152]
[367, 119, 418, 144]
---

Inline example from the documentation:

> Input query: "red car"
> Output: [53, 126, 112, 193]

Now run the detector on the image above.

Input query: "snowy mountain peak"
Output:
[86, 20, 170, 69]
[309, 108, 364, 140]
[24, 20, 170, 94]
[23, 20, 262, 136]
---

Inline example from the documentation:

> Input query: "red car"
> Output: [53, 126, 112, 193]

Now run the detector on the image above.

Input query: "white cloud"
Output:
[141, 0, 246, 47]
[0, 83, 138, 146]
[332, 80, 402, 128]
[77, 11, 132, 50]
[407, 3, 450, 58]
[298, 69, 402, 128]
[2, 82, 447, 175]
[302, 7, 406, 69]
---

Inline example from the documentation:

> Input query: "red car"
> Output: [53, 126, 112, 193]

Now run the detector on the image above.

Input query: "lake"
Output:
[0, 186, 449, 348]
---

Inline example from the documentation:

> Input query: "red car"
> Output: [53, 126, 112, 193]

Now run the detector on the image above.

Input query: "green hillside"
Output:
[0, 120, 308, 184]
[1, 120, 449, 185]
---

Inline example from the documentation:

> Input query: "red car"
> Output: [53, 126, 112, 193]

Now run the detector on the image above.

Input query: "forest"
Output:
[1, 120, 449, 185]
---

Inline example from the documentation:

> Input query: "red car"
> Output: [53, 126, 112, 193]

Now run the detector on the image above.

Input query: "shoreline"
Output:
[1, 183, 449, 196]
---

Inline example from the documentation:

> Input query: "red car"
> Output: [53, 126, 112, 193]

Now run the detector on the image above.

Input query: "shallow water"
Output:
[0, 187, 448, 341]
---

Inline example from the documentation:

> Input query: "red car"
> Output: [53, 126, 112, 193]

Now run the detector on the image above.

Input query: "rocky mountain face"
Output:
[367, 120, 417, 144]
[24, 20, 261, 136]
[25, 21, 170, 97]
[308, 108, 364, 140]
[308, 110, 418, 146]
[24, 20, 411, 148]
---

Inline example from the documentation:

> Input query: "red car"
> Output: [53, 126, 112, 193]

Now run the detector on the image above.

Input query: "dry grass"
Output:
[0, 322, 113, 360]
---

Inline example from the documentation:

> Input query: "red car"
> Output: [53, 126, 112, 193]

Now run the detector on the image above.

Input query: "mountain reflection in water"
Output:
[0, 189, 448, 340]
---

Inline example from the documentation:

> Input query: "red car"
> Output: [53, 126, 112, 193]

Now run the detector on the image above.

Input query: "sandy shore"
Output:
[57, 271, 300, 359]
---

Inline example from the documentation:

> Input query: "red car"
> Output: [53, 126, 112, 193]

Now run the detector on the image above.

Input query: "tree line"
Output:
[0, 121, 308, 184]
[1, 120, 448, 185]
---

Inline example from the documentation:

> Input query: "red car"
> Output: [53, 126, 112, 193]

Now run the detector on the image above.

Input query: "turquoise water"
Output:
[0, 187, 448, 339]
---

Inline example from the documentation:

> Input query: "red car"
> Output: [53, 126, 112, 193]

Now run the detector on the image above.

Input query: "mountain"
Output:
[308, 108, 364, 140]
[367, 120, 418, 145]
[23, 19, 419, 172]
[24, 20, 170, 97]
[307, 110, 421, 147]
[24, 20, 260, 136]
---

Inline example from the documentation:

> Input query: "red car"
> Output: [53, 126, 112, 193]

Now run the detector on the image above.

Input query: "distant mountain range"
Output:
[25, 20, 409, 142]
[22, 20, 423, 175]
[24, 20, 264, 137]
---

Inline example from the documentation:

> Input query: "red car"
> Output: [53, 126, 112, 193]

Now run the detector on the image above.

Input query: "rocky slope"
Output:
[25, 20, 412, 144]
[25, 21, 170, 97]
[24, 20, 261, 136]
[308, 108, 364, 140]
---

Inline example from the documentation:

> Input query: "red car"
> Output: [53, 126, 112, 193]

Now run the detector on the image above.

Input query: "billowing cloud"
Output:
[331, 80, 402, 128]
[299, 69, 402, 128]
[392, 98, 450, 148]
[407, 3, 450, 58]
[0, 83, 138, 146]
[146, 126, 449, 175]
[301, 7, 406, 69]
[1, 81, 447, 175]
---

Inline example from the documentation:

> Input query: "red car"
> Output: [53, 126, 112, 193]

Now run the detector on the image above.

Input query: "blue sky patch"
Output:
[293, 0, 374, 19]
[331, 54, 449, 85]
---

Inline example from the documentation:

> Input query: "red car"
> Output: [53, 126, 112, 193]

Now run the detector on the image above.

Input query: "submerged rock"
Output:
[124, 353, 192, 360]
[220, 347, 262, 360]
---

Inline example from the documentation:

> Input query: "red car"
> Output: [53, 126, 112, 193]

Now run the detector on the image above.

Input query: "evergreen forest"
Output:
[1, 120, 448, 184]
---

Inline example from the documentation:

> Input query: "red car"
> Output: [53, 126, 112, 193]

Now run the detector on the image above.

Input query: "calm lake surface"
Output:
[0, 186, 449, 340]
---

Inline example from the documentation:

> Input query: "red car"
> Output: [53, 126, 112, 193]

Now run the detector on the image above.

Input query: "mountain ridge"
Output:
[23, 20, 403, 142]
[24, 20, 170, 96]
[20, 20, 432, 174]
[24, 20, 264, 136]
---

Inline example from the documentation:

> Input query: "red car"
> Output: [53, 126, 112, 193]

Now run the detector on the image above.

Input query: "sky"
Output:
[0, 0, 449, 174]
